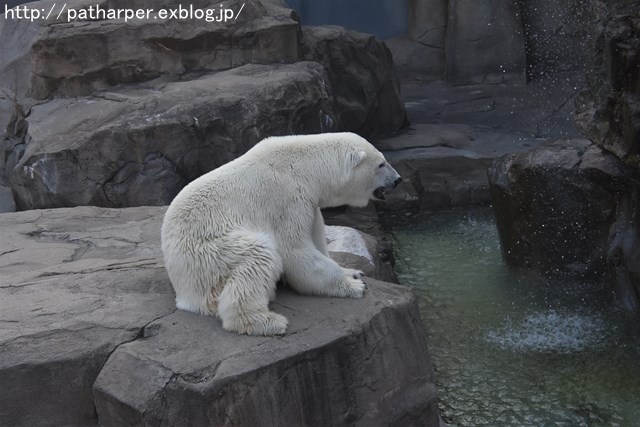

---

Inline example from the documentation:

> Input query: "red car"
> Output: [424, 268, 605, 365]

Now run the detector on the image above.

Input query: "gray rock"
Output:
[384, 33, 445, 81]
[378, 124, 546, 210]
[0, 185, 15, 213]
[326, 225, 378, 277]
[0, 168, 15, 213]
[323, 204, 398, 284]
[575, 0, 640, 168]
[0, 206, 176, 427]
[402, 79, 582, 140]
[516, 0, 592, 79]
[2, 0, 409, 211]
[408, 0, 447, 49]
[488, 139, 640, 312]
[301, 25, 408, 139]
[445, 0, 526, 85]
[385, 0, 446, 80]
[0, 0, 299, 101]
[93, 278, 437, 426]
[0, 206, 438, 426]
[8, 62, 335, 210]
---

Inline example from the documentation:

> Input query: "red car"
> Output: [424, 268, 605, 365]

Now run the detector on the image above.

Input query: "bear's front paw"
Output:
[342, 267, 365, 280]
[224, 311, 288, 336]
[343, 276, 367, 299]
[259, 311, 289, 336]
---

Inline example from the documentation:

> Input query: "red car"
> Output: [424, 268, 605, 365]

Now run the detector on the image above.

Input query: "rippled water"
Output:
[387, 207, 640, 427]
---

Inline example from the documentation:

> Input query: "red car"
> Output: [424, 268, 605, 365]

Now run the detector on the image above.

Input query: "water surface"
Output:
[388, 207, 640, 426]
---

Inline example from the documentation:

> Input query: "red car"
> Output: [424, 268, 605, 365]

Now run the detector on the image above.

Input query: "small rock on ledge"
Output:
[0, 206, 438, 426]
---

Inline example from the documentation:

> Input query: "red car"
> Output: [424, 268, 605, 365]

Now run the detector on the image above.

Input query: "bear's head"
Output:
[328, 136, 402, 208]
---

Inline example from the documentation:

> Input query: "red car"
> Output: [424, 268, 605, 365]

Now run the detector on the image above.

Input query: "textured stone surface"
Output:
[378, 76, 582, 211]
[323, 204, 398, 284]
[402, 79, 582, 139]
[445, 0, 526, 85]
[385, 0, 446, 80]
[516, 0, 591, 79]
[301, 25, 407, 139]
[488, 139, 640, 311]
[1, 0, 409, 211]
[8, 62, 335, 210]
[378, 124, 546, 211]
[94, 278, 437, 426]
[0, 206, 438, 426]
[384, 34, 445, 81]
[408, 0, 446, 49]
[0, 0, 299, 101]
[575, 0, 640, 168]
[0, 206, 175, 426]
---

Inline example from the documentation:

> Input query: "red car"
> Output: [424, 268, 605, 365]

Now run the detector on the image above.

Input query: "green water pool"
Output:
[387, 207, 640, 426]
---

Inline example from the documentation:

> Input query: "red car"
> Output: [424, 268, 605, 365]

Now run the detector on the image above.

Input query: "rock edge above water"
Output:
[0, 206, 438, 426]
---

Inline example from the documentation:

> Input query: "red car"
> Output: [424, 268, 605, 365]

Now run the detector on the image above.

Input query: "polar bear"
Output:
[161, 132, 401, 336]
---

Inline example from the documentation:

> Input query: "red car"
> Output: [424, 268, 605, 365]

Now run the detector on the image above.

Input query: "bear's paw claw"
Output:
[344, 277, 367, 298]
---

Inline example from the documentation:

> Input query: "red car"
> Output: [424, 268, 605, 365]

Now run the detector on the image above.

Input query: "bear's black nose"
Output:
[394, 177, 402, 187]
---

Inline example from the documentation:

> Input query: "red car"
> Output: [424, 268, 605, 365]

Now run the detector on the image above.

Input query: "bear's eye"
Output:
[378, 162, 385, 168]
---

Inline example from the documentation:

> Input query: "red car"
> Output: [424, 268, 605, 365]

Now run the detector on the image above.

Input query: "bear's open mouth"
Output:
[373, 187, 386, 200]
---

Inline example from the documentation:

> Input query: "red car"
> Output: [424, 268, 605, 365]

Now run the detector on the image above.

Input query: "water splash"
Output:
[388, 207, 640, 426]
[486, 310, 611, 353]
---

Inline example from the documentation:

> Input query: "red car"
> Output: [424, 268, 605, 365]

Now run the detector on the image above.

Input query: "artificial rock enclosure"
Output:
[0, 0, 639, 426]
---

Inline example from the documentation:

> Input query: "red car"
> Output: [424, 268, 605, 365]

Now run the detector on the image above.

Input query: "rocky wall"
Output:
[576, 0, 640, 168]
[488, 0, 640, 316]
[0, 0, 407, 210]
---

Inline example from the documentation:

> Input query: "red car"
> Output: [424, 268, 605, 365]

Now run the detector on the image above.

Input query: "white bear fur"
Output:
[161, 132, 401, 336]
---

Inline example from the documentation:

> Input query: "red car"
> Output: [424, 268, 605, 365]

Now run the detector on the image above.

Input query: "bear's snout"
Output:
[393, 177, 402, 188]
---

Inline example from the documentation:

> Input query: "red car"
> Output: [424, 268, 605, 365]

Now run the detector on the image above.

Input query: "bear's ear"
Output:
[349, 150, 367, 168]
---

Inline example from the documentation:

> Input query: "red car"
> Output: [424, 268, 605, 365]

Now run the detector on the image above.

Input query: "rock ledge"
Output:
[0, 206, 438, 426]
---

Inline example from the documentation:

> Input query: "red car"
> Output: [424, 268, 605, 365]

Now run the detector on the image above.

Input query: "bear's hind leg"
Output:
[217, 232, 288, 336]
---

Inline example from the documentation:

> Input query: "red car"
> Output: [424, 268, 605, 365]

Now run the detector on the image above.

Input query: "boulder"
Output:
[323, 204, 399, 284]
[325, 225, 379, 278]
[445, 0, 526, 85]
[301, 25, 408, 139]
[570, 0, 639, 313]
[488, 139, 640, 311]
[0, 206, 176, 426]
[0, 206, 438, 426]
[2, 0, 409, 211]
[377, 124, 547, 211]
[0, 0, 299, 101]
[575, 0, 640, 168]
[8, 62, 335, 210]
[94, 278, 437, 426]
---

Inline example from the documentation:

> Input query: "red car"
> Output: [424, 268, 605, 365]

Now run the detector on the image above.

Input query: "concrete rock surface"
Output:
[378, 124, 546, 211]
[0, 0, 299, 101]
[488, 139, 640, 313]
[8, 62, 335, 210]
[94, 278, 437, 426]
[1, 0, 408, 211]
[445, 0, 526, 85]
[0, 206, 438, 426]
[0, 206, 175, 426]
[301, 25, 408, 139]
[575, 0, 640, 168]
